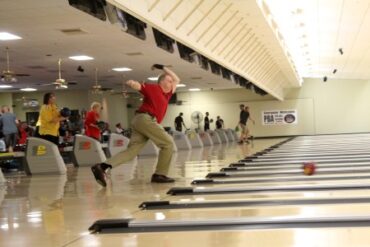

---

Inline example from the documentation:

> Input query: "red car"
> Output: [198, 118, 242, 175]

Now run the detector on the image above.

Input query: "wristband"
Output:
[152, 64, 164, 70]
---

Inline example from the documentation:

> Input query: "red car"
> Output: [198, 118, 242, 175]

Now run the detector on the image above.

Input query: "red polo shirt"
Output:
[84, 111, 101, 140]
[138, 83, 173, 123]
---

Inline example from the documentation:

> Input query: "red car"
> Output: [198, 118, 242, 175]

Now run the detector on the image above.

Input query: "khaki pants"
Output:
[106, 113, 174, 175]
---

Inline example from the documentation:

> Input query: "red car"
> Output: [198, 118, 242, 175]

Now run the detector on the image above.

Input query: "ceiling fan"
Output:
[41, 59, 77, 89]
[1, 47, 30, 83]
[91, 68, 103, 94]
[111, 82, 131, 98]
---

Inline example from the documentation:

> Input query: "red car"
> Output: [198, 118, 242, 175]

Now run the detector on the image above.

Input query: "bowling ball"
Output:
[96, 121, 106, 130]
[303, 162, 316, 176]
[60, 107, 71, 117]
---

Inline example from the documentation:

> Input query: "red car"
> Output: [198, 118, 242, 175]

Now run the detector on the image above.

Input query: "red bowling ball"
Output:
[303, 162, 316, 176]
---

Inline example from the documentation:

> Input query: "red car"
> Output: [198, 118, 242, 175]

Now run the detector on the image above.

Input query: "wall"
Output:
[4, 90, 128, 128]
[160, 89, 314, 137]
[163, 78, 370, 137]
[4, 77, 370, 136]
[12, 90, 90, 122]
[285, 78, 370, 134]
[88, 92, 129, 129]
[0, 93, 13, 110]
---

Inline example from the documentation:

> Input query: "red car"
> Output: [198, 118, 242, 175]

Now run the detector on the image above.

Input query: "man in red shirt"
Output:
[84, 102, 102, 141]
[91, 64, 180, 186]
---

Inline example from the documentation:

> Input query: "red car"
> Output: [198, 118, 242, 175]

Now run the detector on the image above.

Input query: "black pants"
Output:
[39, 134, 59, 145]
[175, 125, 182, 132]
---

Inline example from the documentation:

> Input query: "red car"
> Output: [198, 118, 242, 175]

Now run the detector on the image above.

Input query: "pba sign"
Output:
[262, 109, 298, 125]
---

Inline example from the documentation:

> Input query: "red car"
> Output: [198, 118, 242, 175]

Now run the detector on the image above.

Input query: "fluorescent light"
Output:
[189, 88, 200, 91]
[148, 77, 159, 81]
[176, 84, 186, 87]
[112, 67, 132, 72]
[0, 85, 13, 88]
[69, 55, 94, 61]
[20, 88, 37, 92]
[0, 32, 22, 41]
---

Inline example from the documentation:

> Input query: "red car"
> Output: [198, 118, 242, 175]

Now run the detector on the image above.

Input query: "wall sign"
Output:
[262, 110, 298, 125]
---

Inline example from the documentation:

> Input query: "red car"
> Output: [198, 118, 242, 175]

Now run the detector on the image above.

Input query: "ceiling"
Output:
[0, 0, 241, 94]
[2, 0, 369, 99]
[109, 0, 302, 100]
[265, 0, 370, 80]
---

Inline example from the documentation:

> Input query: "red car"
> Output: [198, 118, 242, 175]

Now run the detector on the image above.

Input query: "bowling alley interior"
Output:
[2, 0, 370, 246]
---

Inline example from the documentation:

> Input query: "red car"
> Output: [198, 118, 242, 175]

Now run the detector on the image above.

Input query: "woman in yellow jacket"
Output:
[36, 93, 66, 145]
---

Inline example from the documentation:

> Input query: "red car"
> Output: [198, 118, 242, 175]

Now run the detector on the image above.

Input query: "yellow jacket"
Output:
[36, 104, 60, 136]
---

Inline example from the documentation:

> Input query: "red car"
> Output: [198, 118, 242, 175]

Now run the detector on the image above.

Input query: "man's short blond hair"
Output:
[90, 102, 101, 110]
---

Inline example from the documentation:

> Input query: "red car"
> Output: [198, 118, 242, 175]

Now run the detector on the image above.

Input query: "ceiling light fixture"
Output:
[112, 67, 132, 72]
[69, 55, 94, 61]
[176, 84, 186, 87]
[0, 32, 22, 41]
[189, 88, 200, 91]
[0, 85, 13, 88]
[20, 88, 37, 92]
[147, 77, 159, 81]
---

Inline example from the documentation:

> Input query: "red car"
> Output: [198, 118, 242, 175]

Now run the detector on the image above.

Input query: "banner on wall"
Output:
[262, 109, 298, 125]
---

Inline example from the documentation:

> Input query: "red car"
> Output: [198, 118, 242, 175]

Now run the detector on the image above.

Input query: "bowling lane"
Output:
[68, 227, 370, 247]
[133, 203, 370, 221]
[226, 161, 370, 171]
[192, 172, 370, 185]
[165, 189, 370, 203]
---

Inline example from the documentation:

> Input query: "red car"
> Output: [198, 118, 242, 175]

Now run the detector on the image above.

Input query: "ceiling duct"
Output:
[209, 61, 221, 76]
[153, 28, 175, 53]
[221, 67, 231, 80]
[68, 0, 107, 21]
[105, 3, 147, 40]
[177, 42, 196, 63]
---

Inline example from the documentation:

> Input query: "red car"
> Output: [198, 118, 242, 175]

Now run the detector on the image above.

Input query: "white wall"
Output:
[88, 92, 129, 128]
[285, 78, 370, 134]
[161, 89, 314, 137]
[12, 90, 90, 121]
[0, 93, 13, 110]
[162, 78, 370, 136]
[3, 90, 128, 128]
[4, 77, 370, 136]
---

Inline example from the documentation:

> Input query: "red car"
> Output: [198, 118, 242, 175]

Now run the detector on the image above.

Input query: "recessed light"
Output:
[0, 32, 22, 41]
[0, 85, 13, 88]
[69, 55, 94, 61]
[176, 84, 186, 87]
[189, 88, 200, 91]
[148, 77, 159, 81]
[20, 88, 37, 92]
[112, 67, 132, 72]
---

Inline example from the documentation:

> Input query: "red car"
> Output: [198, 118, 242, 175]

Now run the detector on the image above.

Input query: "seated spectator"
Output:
[115, 123, 123, 134]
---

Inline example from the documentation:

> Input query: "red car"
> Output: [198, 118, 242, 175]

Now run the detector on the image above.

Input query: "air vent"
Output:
[60, 28, 87, 35]
[28, 65, 46, 69]
[125, 52, 143, 56]
[190, 77, 202, 80]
